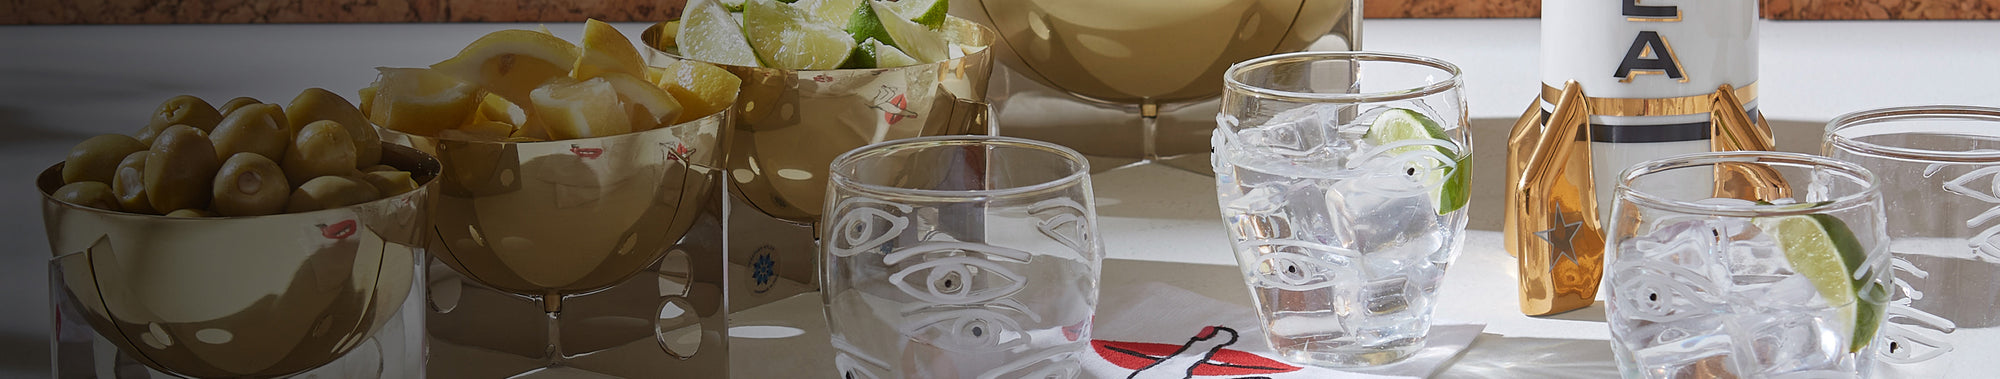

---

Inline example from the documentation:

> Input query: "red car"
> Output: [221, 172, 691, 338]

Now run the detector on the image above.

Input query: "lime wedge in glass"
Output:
[743, 0, 856, 69]
[1756, 212, 1882, 353]
[1362, 108, 1468, 214]
[880, 0, 948, 29]
[680, 0, 762, 67]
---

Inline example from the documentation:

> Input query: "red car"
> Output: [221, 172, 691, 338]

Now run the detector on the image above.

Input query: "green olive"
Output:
[210, 103, 291, 161]
[62, 134, 147, 185]
[135, 124, 166, 146]
[217, 97, 261, 117]
[287, 88, 381, 168]
[148, 95, 223, 133]
[212, 153, 290, 216]
[286, 175, 381, 212]
[52, 181, 120, 211]
[164, 208, 216, 218]
[282, 120, 358, 186]
[112, 151, 155, 214]
[354, 170, 419, 196]
[144, 125, 221, 212]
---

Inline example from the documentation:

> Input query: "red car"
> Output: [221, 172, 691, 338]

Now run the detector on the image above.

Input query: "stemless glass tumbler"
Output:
[1824, 106, 2000, 377]
[1214, 51, 1473, 367]
[1605, 151, 1892, 379]
[821, 136, 1102, 379]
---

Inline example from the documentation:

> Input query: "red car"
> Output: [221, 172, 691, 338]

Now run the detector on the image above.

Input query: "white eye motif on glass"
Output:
[1241, 240, 1355, 291]
[897, 301, 1038, 353]
[832, 337, 891, 379]
[885, 242, 1032, 305]
[1877, 256, 1957, 364]
[1611, 261, 1728, 324]
[976, 350, 1081, 379]
[1346, 138, 1459, 196]
[1032, 199, 1091, 258]
[828, 199, 913, 258]
[1942, 165, 2000, 261]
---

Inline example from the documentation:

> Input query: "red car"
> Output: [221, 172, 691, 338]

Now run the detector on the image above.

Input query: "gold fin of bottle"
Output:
[1506, 82, 1776, 316]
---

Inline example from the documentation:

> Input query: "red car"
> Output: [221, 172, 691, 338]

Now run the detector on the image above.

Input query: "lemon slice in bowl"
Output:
[430, 29, 580, 106]
[531, 78, 633, 140]
[681, 0, 763, 67]
[649, 61, 742, 124]
[573, 19, 649, 80]
[1362, 108, 1468, 215]
[1755, 211, 1882, 353]
[366, 67, 482, 138]
[598, 72, 685, 131]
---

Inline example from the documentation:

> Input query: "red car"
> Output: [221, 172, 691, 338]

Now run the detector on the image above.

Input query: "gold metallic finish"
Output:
[1539, 82, 1758, 117]
[1510, 81, 1607, 316]
[1710, 84, 1791, 201]
[644, 18, 997, 225]
[1504, 99, 1543, 258]
[386, 111, 724, 310]
[42, 143, 437, 378]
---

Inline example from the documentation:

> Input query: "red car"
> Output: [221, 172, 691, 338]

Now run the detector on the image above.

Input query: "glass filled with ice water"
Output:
[1606, 151, 1892, 378]
[1825, 106, 2000, 378]
[1213, 51, 1472, 367]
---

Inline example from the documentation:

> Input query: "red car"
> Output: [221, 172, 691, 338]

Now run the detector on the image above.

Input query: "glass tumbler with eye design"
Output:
[1213, 52, 1472, 367]
[1824, 106, 2000, 378]
[821, 136, 1102, 379]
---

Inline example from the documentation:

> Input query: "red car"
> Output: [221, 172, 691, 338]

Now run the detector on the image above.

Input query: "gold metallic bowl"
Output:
[40, 143, 438, 379]
[641, 17, 996, 224]
[381, 110, 725, 312]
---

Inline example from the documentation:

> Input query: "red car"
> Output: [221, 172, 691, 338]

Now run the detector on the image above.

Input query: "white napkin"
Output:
[1085, 282, 1483, 378]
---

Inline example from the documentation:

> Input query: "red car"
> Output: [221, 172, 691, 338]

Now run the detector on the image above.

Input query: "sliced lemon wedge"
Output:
[431, 29, 580, 106]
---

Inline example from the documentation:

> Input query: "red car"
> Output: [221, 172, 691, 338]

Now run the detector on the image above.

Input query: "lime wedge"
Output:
[744, 0, 856, 69]
[870, 38, 922, 67]
[845, 1, 892, 47]
[869, 0, 945, 63]
[797, 0, 862, 26]
[680, 0, 763, 67]
[1756, 212, 1881, 353]
[880, 0, 948, 29]
[1363, 108, 1468, 214]
[720, 0, 746, 11]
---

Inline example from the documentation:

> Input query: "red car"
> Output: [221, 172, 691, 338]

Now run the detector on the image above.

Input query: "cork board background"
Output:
[2, 0, 1995, 24]
[1364, 0, 2000, 18]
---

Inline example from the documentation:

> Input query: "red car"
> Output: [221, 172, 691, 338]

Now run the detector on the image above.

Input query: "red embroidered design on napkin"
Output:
[1093, 326, 1302, 378]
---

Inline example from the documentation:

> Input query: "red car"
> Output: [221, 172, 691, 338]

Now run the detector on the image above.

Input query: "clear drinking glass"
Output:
[1214, 51, 1473, 367]
[1605, 151, 1892, 378]
[820, 136, 1102, 379]
[1824, 106, 2000, 377]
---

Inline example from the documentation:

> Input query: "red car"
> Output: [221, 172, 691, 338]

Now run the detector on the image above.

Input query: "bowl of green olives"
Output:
[39, 92, 437, 378]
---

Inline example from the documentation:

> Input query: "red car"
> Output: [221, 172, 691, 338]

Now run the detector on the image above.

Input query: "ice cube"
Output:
[1233, 103, 1358, 167]
[1327, 182, 1442, 254]
[1731, 311, 1845, 376]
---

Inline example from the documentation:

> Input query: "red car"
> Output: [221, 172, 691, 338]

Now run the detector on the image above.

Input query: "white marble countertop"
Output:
[1, 18, 1996, 377]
